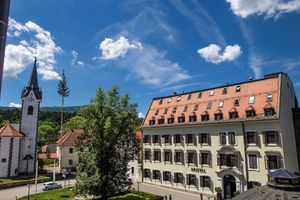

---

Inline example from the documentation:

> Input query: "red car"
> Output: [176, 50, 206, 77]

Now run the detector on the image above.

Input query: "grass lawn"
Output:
[0, 175, 50, 184]
[18, 187, 74, 200]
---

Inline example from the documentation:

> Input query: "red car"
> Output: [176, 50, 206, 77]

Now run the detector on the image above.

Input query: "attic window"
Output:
[218, 101, 224, 108]
[177, 96, 181, 102]
[173, 107, 177, 114]
[236, 85, 241, 92]
[249, 96, 255, 104]
[183, 106, 188, 112]
[198, 92, 202, 98]
[187, 94, 192, 100]
[209, 90, 214, 96]
[168, 98, 172, 103]
[207, 101, 212, 109]
[159, 99, 163, 105]
[28, 106, 33, 115]
[266, 94, 272, 102]
[155, 110, 159, 115]
[222, 88, 227, 95]
[194, 104, 199, 111]
[234, 99, 239, 107]
[164, 108, 168, 114]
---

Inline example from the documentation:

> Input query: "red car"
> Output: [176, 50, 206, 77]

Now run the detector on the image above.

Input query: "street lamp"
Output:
[27, 184, 31, 200]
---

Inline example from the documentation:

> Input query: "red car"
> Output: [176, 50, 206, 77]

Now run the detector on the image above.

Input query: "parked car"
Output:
[42, 182, 62, 191]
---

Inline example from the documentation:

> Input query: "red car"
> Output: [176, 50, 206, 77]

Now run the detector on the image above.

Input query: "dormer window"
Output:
[187, 94, 192, 100]
[149, 118, 155, 125]
[214, 110, 223, 121]
[198, 92, 202, 98]
[207, 101, 212, 109]
[249, 96, 255, 104]
[178, 113, 185, 123]
[234, 99, 239, 107]
[264, 104, 275, 116]
[189, 112, 197, 123]
[172, 107, 177, 114]
[229, 108, 238, 119]
[168, 98, 172, 103]
[155, 110, 159, 115]
[266, 94, 273, 102]
[164, 108, 168, 114]
[236, 85, 241, 92]
[27, 106, 33, 115]
[159, 99, 163, 105]
[183, 106, 188, 112]
[222, 88, 227, 95]
[194, 104, 199, 111]
[218, 101, 224, 108]
[209, 90, 214, 96]
[167, 115, 174, 124]
[201, 111, 209, 121]
[158, 116, 165, 125]
[246, 106, 256, 118]
[177, 96, 181, 102]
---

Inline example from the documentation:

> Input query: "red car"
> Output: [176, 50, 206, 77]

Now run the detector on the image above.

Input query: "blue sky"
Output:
[2, 0, 300, 117]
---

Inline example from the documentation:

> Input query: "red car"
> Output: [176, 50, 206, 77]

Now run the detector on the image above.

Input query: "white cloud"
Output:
[197, 44, 242, 64]
[226, 0, 300, 19]
[100, 36, 142, 60]
[138, 112, 145, 118]
[4, 18, 62, 80]
[8, 103, 22, 108]
[71, 50, 84, 66]
[97, 36, 190, 87]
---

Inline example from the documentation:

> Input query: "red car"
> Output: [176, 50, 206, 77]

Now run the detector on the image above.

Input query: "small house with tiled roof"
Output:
[0, 124, 24, 177]
[56, 129, 83, 171]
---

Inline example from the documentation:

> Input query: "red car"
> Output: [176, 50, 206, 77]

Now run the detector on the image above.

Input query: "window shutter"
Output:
[173, 135, 176, 144]
[199, 152, 202, 166]
[182, 135, 185, 146]
[194, 134, 197, 146]
[194, 152, 197, 166]
[170, 152, 173, 163]
[264, 155, 268, 169]
[209, 152, 212, 167]
[228, 133, 232, 145]
[208, 134, 211, 145]
[219, 134, 222, 145]
[254, 132, 258, 145]
[263, 132, 266, 144]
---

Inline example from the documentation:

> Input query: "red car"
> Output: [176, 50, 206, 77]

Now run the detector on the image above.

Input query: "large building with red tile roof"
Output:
[0, 60, 42, 178]
[141, 72, 299, 199]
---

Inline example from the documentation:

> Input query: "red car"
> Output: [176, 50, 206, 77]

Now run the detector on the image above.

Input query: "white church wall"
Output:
[0, 137, 10, 177]
[10, 138, 20, 176]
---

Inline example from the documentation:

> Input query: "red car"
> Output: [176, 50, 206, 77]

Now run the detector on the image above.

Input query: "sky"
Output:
[2, 0, 300, 117]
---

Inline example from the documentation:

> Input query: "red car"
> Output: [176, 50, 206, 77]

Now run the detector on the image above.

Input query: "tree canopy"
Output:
[74, 86, 140, 198]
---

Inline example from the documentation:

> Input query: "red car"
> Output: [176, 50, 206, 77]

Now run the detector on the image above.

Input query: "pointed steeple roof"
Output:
[28, 57, 39, 89]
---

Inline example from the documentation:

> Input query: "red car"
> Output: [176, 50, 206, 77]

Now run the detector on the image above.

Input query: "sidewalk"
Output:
[132, 182, 215, 200]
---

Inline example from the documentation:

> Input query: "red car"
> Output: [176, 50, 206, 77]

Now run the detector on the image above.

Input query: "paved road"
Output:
[132, 182, 215, 200]
[0, 179, 75, 200]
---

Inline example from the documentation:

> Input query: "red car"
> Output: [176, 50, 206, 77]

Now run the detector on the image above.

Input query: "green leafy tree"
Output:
[57, 70, 70, 132]
[74, 86, 139, 198]
[64, 115, 87, 130]
[38, 121, 59, 146]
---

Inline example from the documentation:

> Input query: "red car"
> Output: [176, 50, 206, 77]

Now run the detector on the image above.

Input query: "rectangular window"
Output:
[188, 152, 194, 164]
[234, 99, 239, 107]
[267, 155, 280, 170]
[246, 132, 256, 145]
[69, 159, 73, 165]
[187, 134, 194, 144]
[163, 171, 171, 181]
[177, 96, 181, 102]
[154, 151, 160, 161]
[219, 132, 226, 145]
[167, 118, 174, 124]
[249, 154, 258, 170]
[131, 167, 134, 174]
[249, 96, 255, 104]
[201, 153, 209, 165]
[155, 110, 159, 115]
[163, 135, 171, 144]
[218, 101, 224, 108]
[194, 104, 199, 111]
[175, 134, 181, 144]
[69, 148, 73, 154]
[198, 92, 202, 98]
[228, 132, 236, 145]
[266, 94, 273, 102]
[222, 88, 227, 95]
[200, 133, 209, 144]
[174, 173, 183, 183]
[187, 174, 196, 186]
[265, 131, 277, 144]
[183, 106, 188, 112]
[164, 151, 171, 162]
[144, 151, 151, 160]
[153, 135, 160, 144]
[143, 135, 151, 143]
[187, 94, 192, 100]
[200, 176, 210, 188]
[164, 108, 168, 114]
[1, 158, 6, 163]
[209, 90, 214, 96]
[229, 112, 238, 119]
[236, 85, 241, 92]
[175, 152, 182, 163]
[168, 98, 172, 103]
[159, 99, 163, 105]
[144, 169, 151, 178]
[207, 101, 212, 109]
[172, 107, 177, 113]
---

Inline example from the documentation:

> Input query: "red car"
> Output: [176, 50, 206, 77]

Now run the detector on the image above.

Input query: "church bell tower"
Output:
[19, 58, 42, 174]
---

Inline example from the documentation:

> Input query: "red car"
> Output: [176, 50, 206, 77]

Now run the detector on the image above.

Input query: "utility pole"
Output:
[34, 149, 38, 193]
[53, 158, 56, 182]
[0, 0, 10, 97]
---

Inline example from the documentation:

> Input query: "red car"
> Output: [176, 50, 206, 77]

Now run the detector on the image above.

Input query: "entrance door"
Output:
[223, 174, 236, 199]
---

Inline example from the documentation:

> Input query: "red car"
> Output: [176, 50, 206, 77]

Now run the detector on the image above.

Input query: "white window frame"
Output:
[219, 131, 237, 145]
[249, 96, 255, 104]
[209, 90, 214, 96]
[236, 85, 241, 92]
[168, 98, 172, 103]
[218, 101, 224, 108]
[245, 130, 258, 146]
[248, 153, 259, 171]
[266, 93, 273, 102]
[177, 96, 181, 102]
